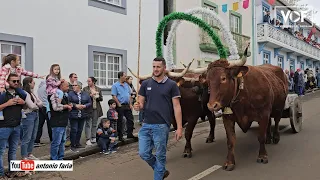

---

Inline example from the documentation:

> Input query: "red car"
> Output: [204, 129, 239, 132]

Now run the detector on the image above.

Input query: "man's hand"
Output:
[175, 128, 183, 141]
[6, 99, 17, 106]
[39, 75, 46, 79]
[16, 98, 25, 105]
[76, 104, 83, 109]
[81, 105, 86, 109]
[133, 102, 140, 111]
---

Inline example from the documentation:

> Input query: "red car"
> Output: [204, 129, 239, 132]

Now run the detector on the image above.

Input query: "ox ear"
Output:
[228, 66, 249, 78]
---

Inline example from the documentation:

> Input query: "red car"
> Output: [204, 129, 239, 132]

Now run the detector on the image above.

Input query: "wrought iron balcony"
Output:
[257, 23, 320, 60]
[199, 25, 251, 57]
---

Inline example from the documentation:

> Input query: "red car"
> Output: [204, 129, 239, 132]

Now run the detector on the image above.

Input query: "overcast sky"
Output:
[298, 0, 320, 26]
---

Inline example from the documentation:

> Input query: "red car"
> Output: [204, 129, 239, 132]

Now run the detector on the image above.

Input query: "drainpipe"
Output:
[252, 0, 256, 66]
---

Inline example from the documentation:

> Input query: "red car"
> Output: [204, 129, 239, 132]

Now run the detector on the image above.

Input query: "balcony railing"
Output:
[199, 25, 251, 56]
[257, 23, 320, 60]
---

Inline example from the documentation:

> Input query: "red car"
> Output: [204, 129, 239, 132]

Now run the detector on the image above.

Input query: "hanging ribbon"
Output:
[243, 0, 250, 9]
[268, 0, 275, 5]
[222, 4, 228, 13]
[233, 2, 239, 11]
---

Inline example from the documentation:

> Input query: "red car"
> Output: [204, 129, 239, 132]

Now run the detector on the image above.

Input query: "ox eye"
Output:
[221, 76, 227, 82]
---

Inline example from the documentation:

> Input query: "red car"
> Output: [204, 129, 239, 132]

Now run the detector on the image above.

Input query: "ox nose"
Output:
[207, 102, 222, 112]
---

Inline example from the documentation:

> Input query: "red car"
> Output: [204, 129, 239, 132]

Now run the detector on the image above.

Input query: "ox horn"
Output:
[228, 42, 250, 67]
[167, 59, 195, 77]
[127, 66, 152, 80]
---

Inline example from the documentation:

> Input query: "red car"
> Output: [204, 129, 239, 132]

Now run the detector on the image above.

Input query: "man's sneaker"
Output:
[103, 150, 110, 155]
[27, 154, 39, 160]
[86, 140, 92, 146]
[163, 170, 170, 179]
[91, 138, 96, 143]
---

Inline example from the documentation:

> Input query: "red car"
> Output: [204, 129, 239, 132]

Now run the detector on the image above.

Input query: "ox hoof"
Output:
[183, 152, 192, 158]
[206, 138, 215, 143]
[256, 156, 268, 164]
[223, 164, 235, 171]
[273, 136, 280, 144]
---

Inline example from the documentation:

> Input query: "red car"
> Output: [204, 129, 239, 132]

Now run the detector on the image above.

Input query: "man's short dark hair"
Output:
[118, 71, 125, 79]
[153, 57, 166, 66]
[8, 74, 18, 80]
[69, 73, 76, 78]
[108, 99, 116, 106]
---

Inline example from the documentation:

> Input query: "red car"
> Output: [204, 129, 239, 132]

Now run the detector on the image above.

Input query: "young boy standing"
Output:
[96, 118, 117, 154]
[107, 99, 118, 135]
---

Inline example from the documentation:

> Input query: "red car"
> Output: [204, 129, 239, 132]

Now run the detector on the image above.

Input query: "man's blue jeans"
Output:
[0, 126, 20, 176]
[21, 111, 39, 158]
[138, 123, 170, 180]
[70, 118, 85, 147]
[50, 127, 66, 160]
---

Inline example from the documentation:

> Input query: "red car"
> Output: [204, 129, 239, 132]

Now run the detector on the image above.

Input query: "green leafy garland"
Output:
[155, 12, 227, 59]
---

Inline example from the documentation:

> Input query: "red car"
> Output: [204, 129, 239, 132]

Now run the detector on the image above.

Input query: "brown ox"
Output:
[189, 45, 288, 171]
[128, 66, 216, 158]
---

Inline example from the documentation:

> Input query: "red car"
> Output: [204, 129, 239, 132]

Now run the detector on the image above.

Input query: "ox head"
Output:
[127, 57, 195, 81]
[186, 43, 250, 112]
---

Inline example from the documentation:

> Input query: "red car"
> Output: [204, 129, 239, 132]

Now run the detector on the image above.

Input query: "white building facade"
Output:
[254, 0, 320, 73]
[166, 0, 253, 68]
[0, 0, 164, 114]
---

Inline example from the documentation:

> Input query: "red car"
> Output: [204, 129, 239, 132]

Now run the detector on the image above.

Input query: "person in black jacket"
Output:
[49, 80, 72, 160]
[68, 81, 92, 152]
[96, 117, 117, 155]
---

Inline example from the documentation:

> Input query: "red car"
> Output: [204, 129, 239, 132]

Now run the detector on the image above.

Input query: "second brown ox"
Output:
[190, 45, 289, 171]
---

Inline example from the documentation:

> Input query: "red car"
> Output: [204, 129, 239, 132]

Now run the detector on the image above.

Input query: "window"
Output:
[230, 14, 240, 33]
[263, 52, 270, 64]
[98, 0, 121, 6]
[300, 62, 304, 70]
[88, 0, 127, 15]
[290, 59, 295, 72]
[276, 13, 283, 22]
[93, 53, 121, 88]
[0, 42, 24, 67]
[262, 5, 270, 15]
[277, 56, 283, 69]
[203, 4, 217, 26]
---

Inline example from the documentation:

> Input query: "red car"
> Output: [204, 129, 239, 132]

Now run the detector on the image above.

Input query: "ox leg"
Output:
[222, 117, 236, 171]
[206, 114, 216, 143]
[272, 116, 281, 144]
[257, 116, 269, 164]
[183, 117, 198, 158]
[266, 118, 272, 144]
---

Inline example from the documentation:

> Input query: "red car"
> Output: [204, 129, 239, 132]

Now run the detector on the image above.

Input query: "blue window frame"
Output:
[276, 11, 283, 23]
[277, 55, 284, 69]
[289, 59, 295, 72]
[262, 1, 270, 22]
[300, 62, 305, 70]
[262, 50, 271, 64]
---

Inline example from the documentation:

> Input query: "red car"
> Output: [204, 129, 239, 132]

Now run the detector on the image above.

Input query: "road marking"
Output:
[279, 125, 291, 133]
[187, 165, 222, 180]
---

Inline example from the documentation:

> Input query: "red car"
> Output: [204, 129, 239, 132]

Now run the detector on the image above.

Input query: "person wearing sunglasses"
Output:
[0, 74, 27, 178]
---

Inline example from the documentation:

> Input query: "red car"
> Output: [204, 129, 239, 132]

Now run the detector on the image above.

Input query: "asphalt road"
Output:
[22, 91, 320, 180]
